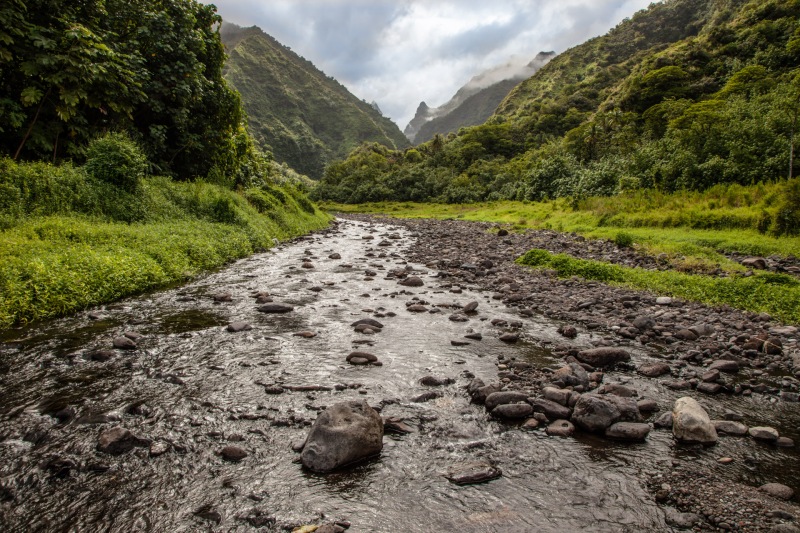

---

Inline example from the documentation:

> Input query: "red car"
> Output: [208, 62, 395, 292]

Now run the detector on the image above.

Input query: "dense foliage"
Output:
[313, 0, 800, 233]
[0, 156, 329, 328]
[0, 0, 260, 181]
[220, 22, 410, 179]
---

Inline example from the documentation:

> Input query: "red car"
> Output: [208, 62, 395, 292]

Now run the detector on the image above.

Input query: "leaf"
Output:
[20, 86, 43, 106]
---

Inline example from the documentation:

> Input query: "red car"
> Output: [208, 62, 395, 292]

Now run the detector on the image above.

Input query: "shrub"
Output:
[84, 132, 148, 191]
[614, 231, 635, 247]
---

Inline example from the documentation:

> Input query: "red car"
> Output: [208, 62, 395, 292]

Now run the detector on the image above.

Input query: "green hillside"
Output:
[313, 0, 800, 232]
[414, 79, 521, 144]
[220, 22, 410, 179]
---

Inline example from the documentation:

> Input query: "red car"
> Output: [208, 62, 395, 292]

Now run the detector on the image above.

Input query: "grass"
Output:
[518, 249, 800, 324]
[320, 183, 800, 272]
[0, 159, 330, 329]
[320, 183, 800, 323]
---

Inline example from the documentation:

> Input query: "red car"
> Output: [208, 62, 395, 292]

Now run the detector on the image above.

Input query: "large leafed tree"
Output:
[0, 0, 247, 180]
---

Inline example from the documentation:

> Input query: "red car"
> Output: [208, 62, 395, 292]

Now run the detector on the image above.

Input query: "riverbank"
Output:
[340, 213, 800, 531]
[0, 159, 330, 329]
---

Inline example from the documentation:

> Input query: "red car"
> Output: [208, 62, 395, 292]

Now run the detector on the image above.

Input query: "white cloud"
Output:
[215, 0, 655, 128]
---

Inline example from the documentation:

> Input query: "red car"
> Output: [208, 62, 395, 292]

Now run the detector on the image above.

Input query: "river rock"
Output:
[637, 398, 659, 412]
[570, 393, 640, 433]
[220, 445, 248, 462]
[749, 426, 779, 442]
[550, 362, 590, 389]
[638, 362, 671, 377]
[558, 325, 578, 338]
[89, 349, 115, 362]
[674, 329, 699, 341]
[347, 351, 378, 363]
[654, 412, 673, 428]
[656, 297, 673, 305]
[492, 403, 534, 419]
[531, 398, 571, 420]
[300, 401, 383, 473]
[605, 422, 651, 441]
[484, 391, 529, 411]
[546, 419, 575, 437]
[713, 420, 748, 436]
[760, 483, 795, 500]
[226, 321, 252, 333]
[399, 276, 424, 287]
[664, 507, 702, 528]
[97, 427, 150, 455]
[112, 336, 137, 350]
[463, 301, 479, 313]
[543, 387, 571, 406]
[445, 461, 502, 485]
[469, 382, 502, 405]
[351, 318, 384, 329]
[257, 303, 294, 314]
[498, 333, 519, 343]
[599, 383, 636, 397]
[742, 257, 768, 270]
[420, 376, 454, 387]
[672, 397, 717, 444]
[696, 382, 722, 394]
[576, 347, 631, 368]
[708, 359, 739, 373]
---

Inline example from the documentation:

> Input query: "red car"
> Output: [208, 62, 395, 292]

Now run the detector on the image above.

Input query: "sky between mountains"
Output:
[216, 0, 654, 128]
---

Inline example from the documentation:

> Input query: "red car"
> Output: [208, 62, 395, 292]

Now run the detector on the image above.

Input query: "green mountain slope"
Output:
[220, 22, 410, 179]
[313, 0, 800, 217]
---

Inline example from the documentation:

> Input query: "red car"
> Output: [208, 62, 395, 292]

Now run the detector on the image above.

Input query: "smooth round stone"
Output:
[220, 446, 248, 462]
[760, 483, 795, 500]
[749, 426, 779, 442]
[605, 422, 651, 441]
[546, 419, 575, 437]
[348, 357, 370, 365]
[492, 403, 534, 419]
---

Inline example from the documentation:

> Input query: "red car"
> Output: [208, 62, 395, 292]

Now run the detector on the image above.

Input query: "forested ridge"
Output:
[220, 22, 410, 180]
[313, 0, 800, 236]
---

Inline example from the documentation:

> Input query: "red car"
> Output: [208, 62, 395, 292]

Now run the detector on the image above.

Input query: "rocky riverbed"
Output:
[0, 216, 798, 532]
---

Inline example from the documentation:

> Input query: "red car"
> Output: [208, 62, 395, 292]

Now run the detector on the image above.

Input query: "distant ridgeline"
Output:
[405, 51, 556, 144]
[313, 0, 800, 212]
[220, 22, 410, 179]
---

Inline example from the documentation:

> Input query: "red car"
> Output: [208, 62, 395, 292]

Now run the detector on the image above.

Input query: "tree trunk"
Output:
[14, 88, 51, 160]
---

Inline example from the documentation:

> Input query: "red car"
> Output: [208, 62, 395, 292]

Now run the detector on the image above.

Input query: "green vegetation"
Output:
[517, 249, 800, 324]
[0, 0, 260, 181]
[220, 22, 410, 179]
[322, 180, 800, 268]
[0, 156, 329, 329]
[313, 0, 800, 214]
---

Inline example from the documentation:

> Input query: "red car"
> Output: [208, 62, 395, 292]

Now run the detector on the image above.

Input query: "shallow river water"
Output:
[0, 219, 798, 532]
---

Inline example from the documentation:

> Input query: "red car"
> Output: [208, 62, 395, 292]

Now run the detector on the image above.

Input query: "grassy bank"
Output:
[321, 183, 800, 322]
[0, 159, 330, 329]
[517, 249, 800, 324]
[322, 182, 800, 272]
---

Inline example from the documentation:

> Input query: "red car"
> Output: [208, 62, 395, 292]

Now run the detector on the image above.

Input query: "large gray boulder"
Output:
[300, 401, 383, 472]
[672, 397, 717, 445]
[570, 393, 640, 433]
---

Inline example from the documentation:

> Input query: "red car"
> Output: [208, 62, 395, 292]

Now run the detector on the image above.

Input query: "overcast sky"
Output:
[215, 0, 655, 128]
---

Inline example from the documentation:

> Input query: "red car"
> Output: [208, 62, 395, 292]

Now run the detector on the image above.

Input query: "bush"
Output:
[614, 231, 635, 247]
[84, 132, 148, 191]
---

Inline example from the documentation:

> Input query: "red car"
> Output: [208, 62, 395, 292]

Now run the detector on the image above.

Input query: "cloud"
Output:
[215, 0, 655, 128]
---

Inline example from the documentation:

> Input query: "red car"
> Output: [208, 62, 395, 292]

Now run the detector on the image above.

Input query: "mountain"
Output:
[314, 0, 800, 205]
[404, 52, 556, 143]
[220, 22, 410, 179]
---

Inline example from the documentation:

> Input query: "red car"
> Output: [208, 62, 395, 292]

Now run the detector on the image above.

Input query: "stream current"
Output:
[0, 218, 797, 532]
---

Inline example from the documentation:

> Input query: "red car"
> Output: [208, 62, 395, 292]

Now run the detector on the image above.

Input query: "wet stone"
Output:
[220, 445, 248, 462]
[226, 321, 252, 333]
[419, 376, 453, 387]
[605, 422, 651, 441]
[492, 403, 534, 419]
[546, 419, 575, 437]
[749, 426, 779, 442]
[713, 420, 748, 436]
[445, 462, 502, 485]
[760, 483, 795, 500]
[257, 303, 294, 314]
[498, 333, 519, 343]
[97, 427, 150, 455]
[638, 362, 671, 377]
[293, 331, 317, 338]
[484, 391, 529, 411]
[112, 336, 137, 350]
[576, 347, 631, 368]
